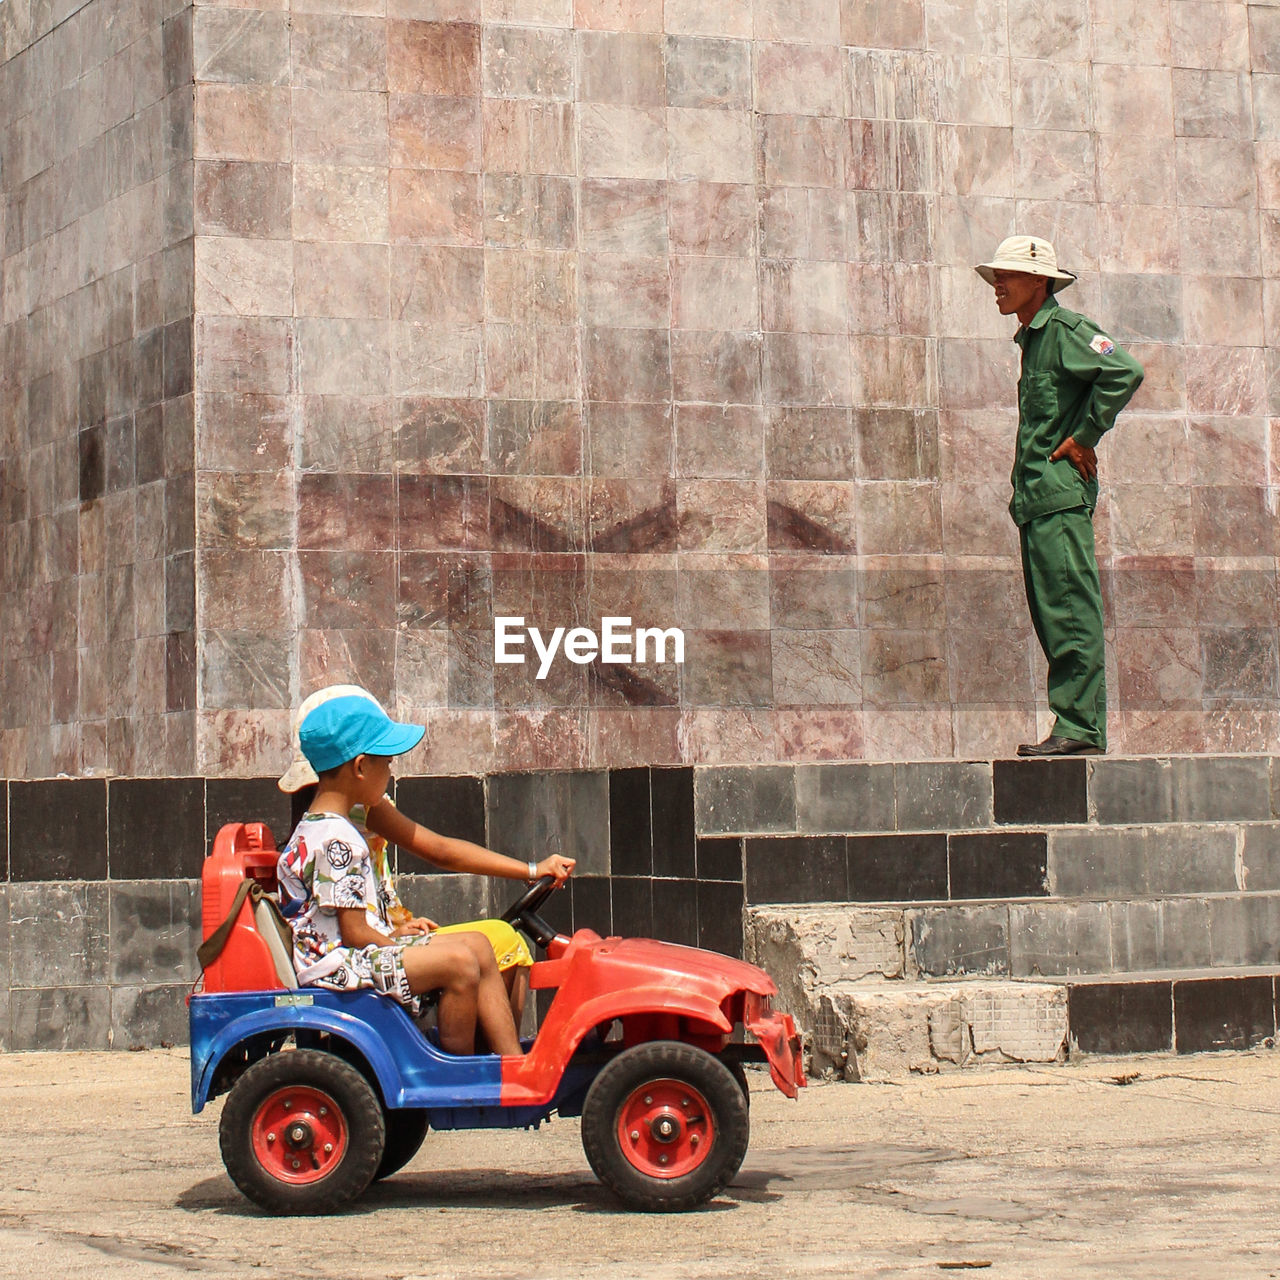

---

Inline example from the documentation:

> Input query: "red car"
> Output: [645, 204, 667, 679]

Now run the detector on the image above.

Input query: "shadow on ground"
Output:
[179, 1169, 611, 1217]
[735, 1142, 963, 1193]
[177, 1142, 954, 1218]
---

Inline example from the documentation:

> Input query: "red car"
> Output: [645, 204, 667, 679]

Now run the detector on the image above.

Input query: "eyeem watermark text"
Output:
[494, 616, 685, 680]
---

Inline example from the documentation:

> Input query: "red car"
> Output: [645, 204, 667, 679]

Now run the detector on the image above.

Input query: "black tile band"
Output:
[742, 831, 1047, 904]
[993, 758, 1088, 826]
[1070, 975, 1280, 1056]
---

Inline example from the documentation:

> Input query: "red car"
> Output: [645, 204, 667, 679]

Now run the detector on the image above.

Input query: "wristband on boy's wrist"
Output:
[527, 860, 538, 880]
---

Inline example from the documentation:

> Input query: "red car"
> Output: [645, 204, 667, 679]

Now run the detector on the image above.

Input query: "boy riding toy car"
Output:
[191, 820, 805, 1214]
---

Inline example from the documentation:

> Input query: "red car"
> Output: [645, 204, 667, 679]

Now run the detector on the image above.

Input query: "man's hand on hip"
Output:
[1050, 436, 1097, 482]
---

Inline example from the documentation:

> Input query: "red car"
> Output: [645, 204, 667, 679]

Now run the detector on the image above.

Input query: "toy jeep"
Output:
[190, 822, 805, 1214]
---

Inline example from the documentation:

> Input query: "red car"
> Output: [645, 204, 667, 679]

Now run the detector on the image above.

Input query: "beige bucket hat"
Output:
[975, 235, 1076, 289]
[278, 684, 385, 793]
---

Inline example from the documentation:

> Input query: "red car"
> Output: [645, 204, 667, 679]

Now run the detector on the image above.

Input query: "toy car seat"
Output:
[201, 823, 296, 993]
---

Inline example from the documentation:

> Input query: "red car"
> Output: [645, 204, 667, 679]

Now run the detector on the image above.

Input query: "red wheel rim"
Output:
[616, 1078, 715, 1180]
[250, 1086, 348, 1185]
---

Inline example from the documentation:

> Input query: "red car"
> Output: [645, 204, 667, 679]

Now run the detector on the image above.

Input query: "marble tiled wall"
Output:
[0, 0, 197, 777]
[3, 0, 1279, 778]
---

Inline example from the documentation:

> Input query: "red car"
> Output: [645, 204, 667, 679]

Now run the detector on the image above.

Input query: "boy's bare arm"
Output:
[335, 906, 423, 948]
[366, 799, 574, 882]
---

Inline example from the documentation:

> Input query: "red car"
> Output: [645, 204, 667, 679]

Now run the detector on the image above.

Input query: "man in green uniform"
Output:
[975, 236, 1144, 756]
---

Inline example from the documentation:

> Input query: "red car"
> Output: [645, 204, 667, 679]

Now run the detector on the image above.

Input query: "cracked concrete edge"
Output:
[811, 982, 1070, 1082]
[747, 905, 1070, 1081]
[744, 905, 907, 1034]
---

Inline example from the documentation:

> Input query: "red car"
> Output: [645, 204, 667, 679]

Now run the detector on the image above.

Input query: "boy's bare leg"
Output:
[507, 966, 529, 1027]
[403, 933, 523, 1056]
[401, 936, 481, 1056]
[454, 932, 523, 1056]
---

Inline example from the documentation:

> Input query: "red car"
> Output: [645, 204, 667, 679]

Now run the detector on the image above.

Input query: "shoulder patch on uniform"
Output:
[1090, 334, 1115, 355]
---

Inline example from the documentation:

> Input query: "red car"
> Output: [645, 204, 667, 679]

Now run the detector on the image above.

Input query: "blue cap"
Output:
[298, 695, 425, 774]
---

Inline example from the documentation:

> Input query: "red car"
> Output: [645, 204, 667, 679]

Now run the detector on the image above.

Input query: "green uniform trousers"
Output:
[1019, 506, 1106, 750]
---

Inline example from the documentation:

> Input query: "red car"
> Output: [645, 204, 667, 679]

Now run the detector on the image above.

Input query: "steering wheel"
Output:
[499, 875, 561, 949]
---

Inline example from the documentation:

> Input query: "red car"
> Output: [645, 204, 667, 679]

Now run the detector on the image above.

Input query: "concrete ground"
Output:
[2, 1050, 1280, 1279]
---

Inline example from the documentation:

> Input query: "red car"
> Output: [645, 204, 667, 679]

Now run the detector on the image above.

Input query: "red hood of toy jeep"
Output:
[542, 931, 778, 998]
[501, 929, 804, 1104]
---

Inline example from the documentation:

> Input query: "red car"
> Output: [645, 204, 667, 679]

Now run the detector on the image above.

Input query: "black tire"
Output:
[581, 1041, 750, 1212]
[219, 1049, 385, 1215]
[725, 1058, 750, 1112]
[374, 1108, 429, 1181]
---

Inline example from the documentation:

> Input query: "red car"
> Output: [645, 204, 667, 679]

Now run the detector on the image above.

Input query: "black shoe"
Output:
[1016, 736, 1104, 757]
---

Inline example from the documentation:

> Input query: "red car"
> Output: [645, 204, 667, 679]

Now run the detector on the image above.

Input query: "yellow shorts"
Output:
[431, 919, 533, 970]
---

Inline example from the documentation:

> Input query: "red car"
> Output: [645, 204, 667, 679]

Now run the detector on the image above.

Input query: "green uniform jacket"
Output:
[1011, 296, 1145, 526]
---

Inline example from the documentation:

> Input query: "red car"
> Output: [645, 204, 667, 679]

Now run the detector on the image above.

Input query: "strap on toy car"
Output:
[198, 878, 293, 972]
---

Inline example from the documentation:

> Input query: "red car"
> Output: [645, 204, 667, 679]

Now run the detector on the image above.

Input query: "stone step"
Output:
[809, 968, 1280, 1080]
[1045, 822, 1278, 898]
[695, 753, 1279, 913]
[732, 819, 1280, 908]
[746, 893, 1280, 990]
[698, 756, 1280, 842]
